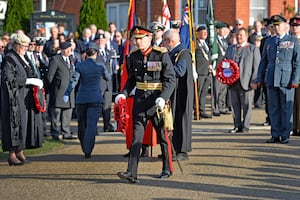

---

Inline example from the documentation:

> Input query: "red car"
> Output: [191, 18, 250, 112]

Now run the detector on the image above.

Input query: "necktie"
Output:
[30, 53, 36, 66]
[65, 57, 70, 69]
[101, 50, 106, 62]
[237, 45, 242, 50]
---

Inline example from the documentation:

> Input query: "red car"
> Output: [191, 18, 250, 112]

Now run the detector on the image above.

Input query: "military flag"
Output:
[206, 0, 218, 68]
[162, 0, 171, 30]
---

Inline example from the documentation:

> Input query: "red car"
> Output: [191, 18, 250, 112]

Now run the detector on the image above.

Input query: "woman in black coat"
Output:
[1, 34, 43, 166]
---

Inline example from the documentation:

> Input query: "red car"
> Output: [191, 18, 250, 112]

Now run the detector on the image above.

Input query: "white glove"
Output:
[192, 65, 198, 81]
[115, 94, 126, 104]
[155, 97, 165, 111]
[25, 78, 43, 89]
[63, 95, 69, 103]
[129, 87, 136, 96]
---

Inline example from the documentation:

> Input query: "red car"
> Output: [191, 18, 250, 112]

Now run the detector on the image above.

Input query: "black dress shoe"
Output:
[266, 137, 280, 143]
[8, 158, 24, 166]
[63, 134, 77, 140]
[200, 112, 212, 118]
[157, 170, 172, 179]
[16, 155, 32, 163]
[220, 110, 231, 115]
[140, 147, 149, 157]
[123, 152, 130, 157]
[228, 127, 242, 133]
[117, 172, 140, 183]
[242, 128, 249, 133]
[213, 112, 221, 116]
[280, 138, 289, 144]
[176, 152, 189, 161]
[85, 153, 91, 158]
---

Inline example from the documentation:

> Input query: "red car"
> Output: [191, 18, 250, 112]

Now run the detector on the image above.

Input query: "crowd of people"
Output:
[1, 13, 300, 184]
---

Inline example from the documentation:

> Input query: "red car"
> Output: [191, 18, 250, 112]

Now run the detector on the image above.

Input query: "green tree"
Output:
[79, 0, 108, 34]
[3, 0, 34, 34]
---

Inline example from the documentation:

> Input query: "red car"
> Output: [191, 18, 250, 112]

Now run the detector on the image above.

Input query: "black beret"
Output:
[171, 20, 181, 28]
[131, 25, 153, 39]
[271, 15, 287, 25]
[196, 25, 207, 32]
[95, 33, 105, 40]
[36, 39, 44, 46]
[59, 41, 71, 50]
[216, 21, 228, 29]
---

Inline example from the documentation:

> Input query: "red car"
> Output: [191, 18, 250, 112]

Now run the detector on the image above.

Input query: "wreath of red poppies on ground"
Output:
[114, 98, 130, 135]
[216, 59, 240, 85]
[32, 86, 47, 112]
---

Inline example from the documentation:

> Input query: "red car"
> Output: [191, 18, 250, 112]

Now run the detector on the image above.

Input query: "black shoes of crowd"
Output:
[266, 137, 289, 144]
[117, 169, 172, 184]
[228, 127, 249, 133]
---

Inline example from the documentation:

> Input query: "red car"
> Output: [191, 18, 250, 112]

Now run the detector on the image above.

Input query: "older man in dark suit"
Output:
[195, 25, 212, 119]
[47, 41, 77, 140]
[225, 27, 261, 133]
[257, 15, 300, 144]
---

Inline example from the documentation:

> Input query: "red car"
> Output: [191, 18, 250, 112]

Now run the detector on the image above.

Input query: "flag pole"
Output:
[187, 0, 199, 120]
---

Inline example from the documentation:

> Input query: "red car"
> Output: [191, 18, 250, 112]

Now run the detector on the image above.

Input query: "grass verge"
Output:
[0, 137, 64, 160]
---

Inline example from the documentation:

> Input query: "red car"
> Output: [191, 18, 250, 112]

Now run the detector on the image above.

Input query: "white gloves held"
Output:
[155, 97, 165, 111]
[63, 95, 69, 103]
[115, 94, 126, 104]
[25, 78, 43, 89]
[192, 65, 198, 81]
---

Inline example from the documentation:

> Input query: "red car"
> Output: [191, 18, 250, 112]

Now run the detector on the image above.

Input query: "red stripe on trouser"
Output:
[164, 128, 174, 173]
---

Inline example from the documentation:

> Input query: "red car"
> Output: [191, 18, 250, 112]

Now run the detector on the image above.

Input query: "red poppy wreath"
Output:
[114, 98, 130, 134]
[216, 59, 240, 85]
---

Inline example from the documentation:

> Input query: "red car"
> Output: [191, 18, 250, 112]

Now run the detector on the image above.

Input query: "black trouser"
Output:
[127, 115, 173, 178]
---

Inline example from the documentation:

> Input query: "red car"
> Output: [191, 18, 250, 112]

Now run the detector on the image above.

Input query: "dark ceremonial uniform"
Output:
[257, 15, 300, 143]
[121, 44, 176, 180]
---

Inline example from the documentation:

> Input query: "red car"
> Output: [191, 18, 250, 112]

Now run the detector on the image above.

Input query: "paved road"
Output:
[1, 108, 300, 200]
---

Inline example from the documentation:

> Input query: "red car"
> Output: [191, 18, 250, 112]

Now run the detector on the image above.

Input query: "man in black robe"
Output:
[162, 29, 193, 161]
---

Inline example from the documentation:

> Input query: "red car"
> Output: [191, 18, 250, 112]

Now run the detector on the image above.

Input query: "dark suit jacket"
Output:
[225, 43, 260, 90]
[195, 39, 209, 76]
[47, 54, 75, 108]
[96, 49, 113, 95]
[257, 35, 300, 87]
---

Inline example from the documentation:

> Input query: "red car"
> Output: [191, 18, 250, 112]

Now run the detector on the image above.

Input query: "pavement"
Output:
[1, 107, 300, 200]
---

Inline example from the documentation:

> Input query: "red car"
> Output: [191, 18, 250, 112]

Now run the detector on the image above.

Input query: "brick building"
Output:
[33, 0, 300, 31]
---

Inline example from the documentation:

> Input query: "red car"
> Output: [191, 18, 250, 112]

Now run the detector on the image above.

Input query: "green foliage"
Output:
[3, 0, 34, 34]
[79, 0, 108, 34]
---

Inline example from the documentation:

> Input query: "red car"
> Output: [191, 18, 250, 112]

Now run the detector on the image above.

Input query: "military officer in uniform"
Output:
[257, 15, 300, 144]
[115, 25, 176, 183]
[150, 21, 165, 47]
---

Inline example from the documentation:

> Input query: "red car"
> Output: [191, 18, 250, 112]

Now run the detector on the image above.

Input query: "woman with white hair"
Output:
[1, 34, 43, 166]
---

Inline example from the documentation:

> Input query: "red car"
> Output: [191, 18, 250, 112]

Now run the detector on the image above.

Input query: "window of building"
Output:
[180, 0, 207, 26]
[250, 0, 268, 25]
[106, 3, 129, 31]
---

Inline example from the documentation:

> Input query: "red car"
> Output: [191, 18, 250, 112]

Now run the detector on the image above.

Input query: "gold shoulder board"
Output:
[153, 46, 168, 53]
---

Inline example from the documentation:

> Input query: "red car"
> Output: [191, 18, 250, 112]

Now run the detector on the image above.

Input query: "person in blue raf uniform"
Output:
[257, 15, 300, 144]
[63, 42, 111, 158]
[115, 25, 176, 183]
